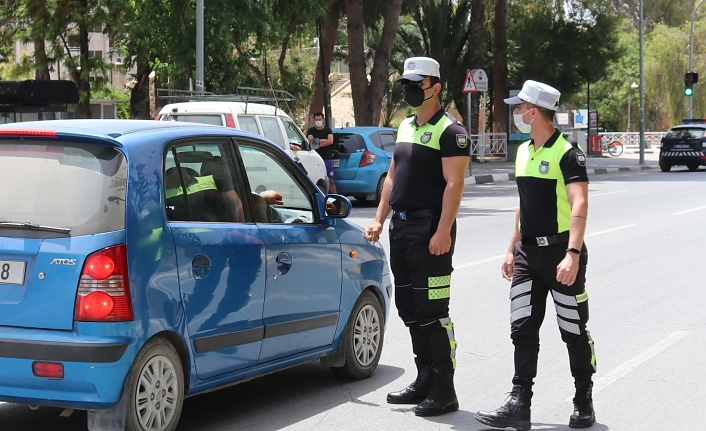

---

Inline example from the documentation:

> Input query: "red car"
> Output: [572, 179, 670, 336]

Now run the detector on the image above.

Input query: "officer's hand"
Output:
[429, 232, 451, 256]
[364, 221, 383, 243]
[501, 252, 515, 281]
[556, 253, 580, 285]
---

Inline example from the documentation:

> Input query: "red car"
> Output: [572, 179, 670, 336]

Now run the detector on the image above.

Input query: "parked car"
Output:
[157, 101, 329, 192]
[331, 127, 397, 205]
[0, 120, 391, 431]
[659, 119, 706, 172]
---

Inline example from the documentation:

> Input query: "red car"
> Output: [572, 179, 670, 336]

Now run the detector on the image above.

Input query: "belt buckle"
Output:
[399, 211, 408, 221]
[536, 236, 548, 246]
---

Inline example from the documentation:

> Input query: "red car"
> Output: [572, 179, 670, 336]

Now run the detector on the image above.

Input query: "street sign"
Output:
[462, 69, 477, 93]
[471, 69, 488, 91]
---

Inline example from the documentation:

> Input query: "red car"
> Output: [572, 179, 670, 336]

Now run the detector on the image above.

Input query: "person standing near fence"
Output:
[474, 80, 596, 430]
[364, 56, 469, 417]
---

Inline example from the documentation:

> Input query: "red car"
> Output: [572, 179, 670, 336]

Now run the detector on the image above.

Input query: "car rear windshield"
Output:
[0, 142, 127, 236]
[665, 128, 706, 139]
[333, 133, 366, 154]
[164, 114, 224, 126]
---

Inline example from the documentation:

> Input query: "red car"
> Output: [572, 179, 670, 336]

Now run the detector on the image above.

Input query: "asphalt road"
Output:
[2, 167, 705, 431]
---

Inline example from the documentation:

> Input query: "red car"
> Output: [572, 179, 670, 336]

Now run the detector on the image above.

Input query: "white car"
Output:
[157, 101, 329, 192]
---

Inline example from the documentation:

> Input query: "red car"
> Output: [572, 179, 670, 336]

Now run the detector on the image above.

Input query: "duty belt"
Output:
[393, 208, 441, 221]
[522, 231, 570, 246]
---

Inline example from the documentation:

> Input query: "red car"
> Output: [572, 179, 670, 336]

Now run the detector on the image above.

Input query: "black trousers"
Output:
[510, 240, 596, 386]
[389, 214, 457, 373]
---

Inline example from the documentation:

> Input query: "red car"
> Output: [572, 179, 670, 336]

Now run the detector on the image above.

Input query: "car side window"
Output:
[238, 115, 260, 134]
[164, 141, 245, 223]
[258, 116, 286, 149]
[283, 120, 307, 148]
[380, 132, 397, 151]
[238, 144, 315, 224]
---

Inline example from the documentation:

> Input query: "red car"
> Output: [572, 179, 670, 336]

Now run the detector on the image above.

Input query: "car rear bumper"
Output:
[0, 322, 137, 409]
[334, 169, 383, 195]
[660, 151, 706, 165]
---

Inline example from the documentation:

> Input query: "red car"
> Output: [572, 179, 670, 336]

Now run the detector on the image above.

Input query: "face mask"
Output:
[314, 120, 324, 127]
[513, 108, 535, 133]
[403, 84, 434, 108]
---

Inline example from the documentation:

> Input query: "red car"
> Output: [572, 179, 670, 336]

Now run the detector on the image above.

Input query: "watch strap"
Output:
[566, 247, 581, 255]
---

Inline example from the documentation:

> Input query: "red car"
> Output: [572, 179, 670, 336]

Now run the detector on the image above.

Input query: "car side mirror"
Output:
[317, 194, 351, 224]
[309, 137, 320, 150]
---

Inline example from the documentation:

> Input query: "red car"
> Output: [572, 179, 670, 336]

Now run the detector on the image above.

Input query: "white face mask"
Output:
[314, 120, 324, 128]
[513, 108, 535, 133]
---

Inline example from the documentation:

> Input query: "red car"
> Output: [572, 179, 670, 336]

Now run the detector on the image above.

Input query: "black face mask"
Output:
[403, 84, 433, 107]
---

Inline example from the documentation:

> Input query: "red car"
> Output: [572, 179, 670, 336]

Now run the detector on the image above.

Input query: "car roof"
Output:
[159, 101, 292, 118]
[332, 127, 396, 134]
[0, 119, 220, 137]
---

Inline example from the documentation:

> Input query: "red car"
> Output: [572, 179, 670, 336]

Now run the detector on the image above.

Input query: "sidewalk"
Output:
[464, 150, 660, 185]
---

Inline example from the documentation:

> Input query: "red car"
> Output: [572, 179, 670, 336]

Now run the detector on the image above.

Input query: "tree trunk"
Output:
[492, 0, 508, 133]
[130, 61, 152, 119]
[77, 20, 91, 118]
[469, 0, 486, 134]
[307, 0, 342, 129]
[30, 1, 50, 81]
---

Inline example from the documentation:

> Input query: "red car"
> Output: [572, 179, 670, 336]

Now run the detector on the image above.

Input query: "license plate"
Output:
[332, 159, 340, 168]
[0, 260, 26, 285]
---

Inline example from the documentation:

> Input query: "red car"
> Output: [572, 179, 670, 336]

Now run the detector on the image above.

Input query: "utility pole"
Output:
[196, 0, 204, 94]
[689, 0, 706, 118]
[639, 0, 645, 164]
[316, 18, 332, 127]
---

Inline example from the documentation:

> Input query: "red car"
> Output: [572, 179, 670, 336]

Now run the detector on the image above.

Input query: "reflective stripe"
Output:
[511, 305, 532, 324]
[588, 331, 597, 372]
[576, 291, 589, 303]
[440, 317, 457, 369]
[510, 280, 532, 299]
[429, 287, 450, 300]
[552, 290, 578, 307]
[428, 275, 451, 288]
[554, 303, 580, 320]
[556, 316, 581, 334]
[511, 294, 531, 313]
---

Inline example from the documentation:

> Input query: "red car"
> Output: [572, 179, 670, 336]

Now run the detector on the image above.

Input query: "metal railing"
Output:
[598, 132, 666, 149]
[469, 133, 507, 162]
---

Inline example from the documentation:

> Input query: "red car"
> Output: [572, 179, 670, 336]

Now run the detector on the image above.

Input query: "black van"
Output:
[659, 119, 706, 172]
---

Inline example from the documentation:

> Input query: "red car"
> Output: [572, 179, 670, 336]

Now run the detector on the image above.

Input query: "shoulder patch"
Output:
[576, 153, 586, 167]
[421, 131, 432, 143]
[456, 134, 468, 148]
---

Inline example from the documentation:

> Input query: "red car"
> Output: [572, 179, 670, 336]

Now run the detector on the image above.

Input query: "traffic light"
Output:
[685, 72, 694, 96]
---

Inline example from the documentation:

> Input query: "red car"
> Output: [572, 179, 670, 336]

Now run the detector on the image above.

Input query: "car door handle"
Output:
[276, 252, 292, 275]
[192, 254, 211, 280]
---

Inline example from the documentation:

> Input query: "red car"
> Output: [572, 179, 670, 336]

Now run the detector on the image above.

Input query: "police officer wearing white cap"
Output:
[474, 80, 596, 430]
[364, 56, 469, 416]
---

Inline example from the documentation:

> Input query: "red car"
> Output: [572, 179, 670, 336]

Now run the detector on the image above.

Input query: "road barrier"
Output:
[598, 132, 667, 149]
[469, 133, 507, 162]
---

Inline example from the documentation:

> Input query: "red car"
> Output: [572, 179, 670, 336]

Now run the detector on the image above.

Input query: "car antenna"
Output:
[267, 78, 280, 116]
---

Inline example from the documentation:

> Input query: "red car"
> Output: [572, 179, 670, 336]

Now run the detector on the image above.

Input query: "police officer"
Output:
[364, 57, 470, 417]
[474, 80, 596, 430]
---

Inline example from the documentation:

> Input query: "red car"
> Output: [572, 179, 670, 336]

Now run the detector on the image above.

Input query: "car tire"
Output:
[660, 162, 671, 172]
[687, 164, 699, 171]
[125, 338, 184, 431]
[372, 175, 386, 207]
[330, 290, 384, 380]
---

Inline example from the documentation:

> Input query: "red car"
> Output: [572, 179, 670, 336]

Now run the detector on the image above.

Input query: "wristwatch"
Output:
[566, 247, 581, 255]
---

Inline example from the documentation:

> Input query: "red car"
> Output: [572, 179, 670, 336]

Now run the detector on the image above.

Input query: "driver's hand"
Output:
[260, 190, 284, 205]
[290, 144, 301, 151]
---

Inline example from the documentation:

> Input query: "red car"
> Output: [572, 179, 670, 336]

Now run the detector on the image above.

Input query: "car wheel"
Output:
[331, 290, 384, 380]
[660, 162, 671, 172]
[372, 175, 386, 207]
[125, 338, 184, 431]
[687, 164, 699, 171]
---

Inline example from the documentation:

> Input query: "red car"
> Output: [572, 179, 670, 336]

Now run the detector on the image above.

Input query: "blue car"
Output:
[0, 120, 390, 431]
[331, 127, 396, 205]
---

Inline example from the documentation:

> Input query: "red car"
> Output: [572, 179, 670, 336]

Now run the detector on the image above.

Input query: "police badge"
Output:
[421, 132, 432, 143]
[456, 134, 468, 148]
[539, 161, 549, 174]
[576, 153, 587, 167]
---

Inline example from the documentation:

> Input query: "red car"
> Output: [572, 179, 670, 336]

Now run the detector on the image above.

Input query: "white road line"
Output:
[584, 224, 635, 238]
[456, 255, 505, 269]
[591, 190, 628, 197]
[565, 331, 690, 401]
[501, 206, 519, 211]
[673, 205, 706, 215]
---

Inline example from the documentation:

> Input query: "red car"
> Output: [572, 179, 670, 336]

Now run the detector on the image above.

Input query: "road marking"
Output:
[584, 224, 635, 238]
[566, 331, 690, 401]
[673, 205, 706, 215]
[501, 206, 518, 211]
[591, 190, 628, 197]
[456, 255, 505, 269]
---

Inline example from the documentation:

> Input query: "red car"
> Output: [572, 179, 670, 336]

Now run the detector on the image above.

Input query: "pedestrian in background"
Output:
[474, 80, 596, 430]
[307, 112, 337, 193]
[364, 56, 469, 417]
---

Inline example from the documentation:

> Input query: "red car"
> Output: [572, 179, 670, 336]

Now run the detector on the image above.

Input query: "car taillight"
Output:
[155, 114, 162, 121]
[359, 151, 377, 167]
[33, 362, 64, 379]
[74, 244, 133, 322]
[225, 114, 236, 128]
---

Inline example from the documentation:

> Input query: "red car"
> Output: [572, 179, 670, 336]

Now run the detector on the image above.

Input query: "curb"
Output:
[464, 164, 660, 185]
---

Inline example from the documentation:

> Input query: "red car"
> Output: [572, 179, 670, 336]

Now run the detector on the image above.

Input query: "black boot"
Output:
[414, 366, 459, 416]
[387, 361, 432, 404]
[474, 384, 532, 431]
[569, 382, 595, 428]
